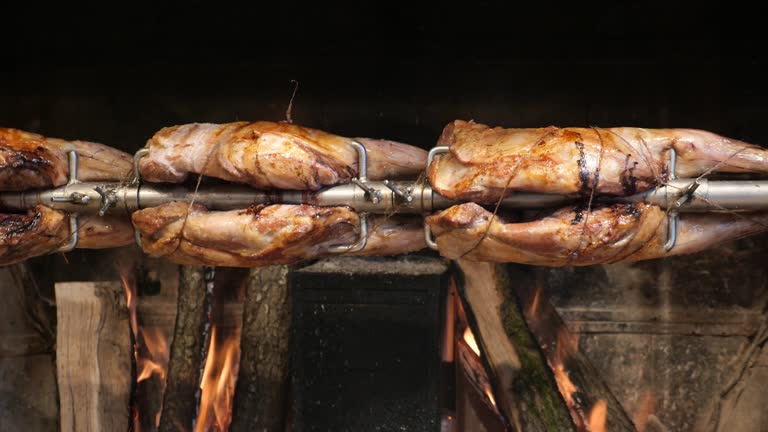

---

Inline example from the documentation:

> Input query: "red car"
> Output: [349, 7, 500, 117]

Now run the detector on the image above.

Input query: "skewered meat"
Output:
[429, 120, 768, 203]
[137, 121, 427, 189]
[426, 203, 768, 266]
[0, 128, 133, 191]
[0, 206, 134, 265]
[132, 202, 426, 267]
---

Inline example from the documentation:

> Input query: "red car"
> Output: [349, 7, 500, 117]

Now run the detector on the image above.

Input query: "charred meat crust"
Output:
[0, 206, 68, 265]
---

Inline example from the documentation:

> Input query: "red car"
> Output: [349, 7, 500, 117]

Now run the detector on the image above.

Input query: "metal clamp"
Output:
[133, 148, 149, 184]
[328, 213, 369, 254]
[57, 151, 80, 252]
[382, 179, 413, 203]
[349, 140, 382, 204]
[424, 222, 438, 250]
[424, 146, 450, 250]
[132, 148, 150, 248]
[664, 149, 679, 252]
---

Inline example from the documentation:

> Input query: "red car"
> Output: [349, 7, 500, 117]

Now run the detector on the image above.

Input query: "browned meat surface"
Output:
[0, 206, 68, 265]
[426, 203, 768, 266]
[429, 120, 768, 203]
[348, 215, 427, 257]
[0, 206, 135, 266]
[77, 215, 136, 249]
[132, 202, 426, 267]
[137, 121, 427, 189]
[0, 128, 133, 191]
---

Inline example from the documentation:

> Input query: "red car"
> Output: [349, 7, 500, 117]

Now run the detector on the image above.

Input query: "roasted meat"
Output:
[131, 202, 426, 267]
[137, 121, 427, 189]
[0, 206, 134, 265]
[429, 120, 768, 203]
[426, 203, 768, 266]
[0, 128, 133, 191]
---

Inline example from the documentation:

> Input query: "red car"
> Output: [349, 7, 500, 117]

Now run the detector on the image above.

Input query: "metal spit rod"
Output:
[4, 177, 768, 216]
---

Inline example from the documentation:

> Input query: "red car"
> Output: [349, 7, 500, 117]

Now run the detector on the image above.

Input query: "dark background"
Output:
[1, 2, 766, 154]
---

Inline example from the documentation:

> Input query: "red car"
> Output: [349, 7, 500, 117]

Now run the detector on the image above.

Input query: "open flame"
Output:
[137, 328, 169, 383]
[119, 263, 170, 431]
[195, 326, 241, 432]
[462, 326, 498, 410]
[463, 327, 480, 356]
[588, 399, 607, 432]
[633, 391, 657, 432]
[526, 286, 607, 432]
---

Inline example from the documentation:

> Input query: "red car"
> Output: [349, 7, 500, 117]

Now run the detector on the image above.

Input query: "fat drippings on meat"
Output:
[138, 121, 427, 189]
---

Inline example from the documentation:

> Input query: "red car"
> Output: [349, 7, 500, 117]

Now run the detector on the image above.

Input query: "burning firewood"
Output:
[159, 266, 208, 432]
[515, 266, 637, 431]
[453, 260, 575, 431]
[454, 260, 639, 431]
[231, 266, 292, 432]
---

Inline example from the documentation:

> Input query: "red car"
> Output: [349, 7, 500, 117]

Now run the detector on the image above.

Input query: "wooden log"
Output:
[514, 266, 638, 432]
[159, 266, 207, 432]
[55, 281, 131, 432]
[453, 259, 575, 432]
[0, 264, 58, 432]
[231, 265, 292, 432]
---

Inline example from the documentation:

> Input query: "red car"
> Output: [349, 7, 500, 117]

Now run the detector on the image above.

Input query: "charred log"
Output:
[159, 266, 207, 432]
[453, 260, 575, 432]
[515, 266, 638, 431]
[231, 265, 292, 432]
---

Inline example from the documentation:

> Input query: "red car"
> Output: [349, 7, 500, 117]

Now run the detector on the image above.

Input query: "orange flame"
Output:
[463, 327, 480, 356]
[528, 286, 542, 318]
[462, 326, 497, 410]
[195, 326, 241, 432]
[119, 263, 170, 431]
[588, 399, 607, 432]
[633, 391, 657, 432]
[136, 328, 169, 383]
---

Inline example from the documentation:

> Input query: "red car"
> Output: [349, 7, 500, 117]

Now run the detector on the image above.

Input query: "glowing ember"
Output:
[195, 326, 241, 432]
[463, 327, 480, 356]
[588, 399, 607, 432]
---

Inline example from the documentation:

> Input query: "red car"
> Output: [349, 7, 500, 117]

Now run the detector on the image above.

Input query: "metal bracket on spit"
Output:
[56, 151, 81, 252]
[132, 148, 150, 248]
[424, 146, 450, 250]
[348, 140, 383, 204]
[329, 140, 378, 254]
[663, 148, 704, 252]
[328, 213, 369, 254]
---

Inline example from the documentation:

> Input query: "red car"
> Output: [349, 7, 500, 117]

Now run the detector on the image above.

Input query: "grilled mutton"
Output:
[429, 120, 768, 203]
[0, 128, 133, 191]
[0, 206, 134, 265]
[426, 203, 768, 266]
[132, 202, 426, 267]
[0, 128, 135, 264]
[137, 121, 428, 189]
